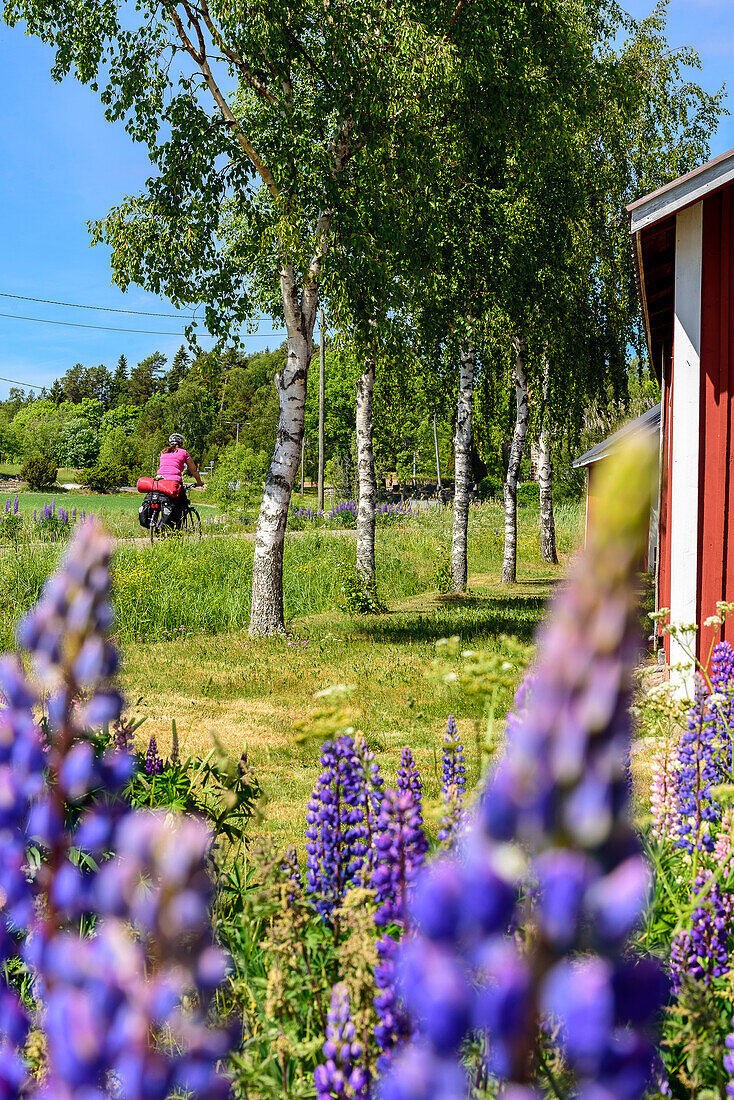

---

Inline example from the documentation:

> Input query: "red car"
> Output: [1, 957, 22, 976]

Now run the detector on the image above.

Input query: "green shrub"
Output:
[97, 427, 144, 484]
[0, 513, 23, 542]
[60, 418, 100, 467]
[21, 452, 58, 490]
[433, 552, 452, 593]
[81, 461, 128, 493]
[207, 443, 268, 512]
[516, 481, 540, 507]
[338, 559, 383, 613]
[479, 475, 502, 500]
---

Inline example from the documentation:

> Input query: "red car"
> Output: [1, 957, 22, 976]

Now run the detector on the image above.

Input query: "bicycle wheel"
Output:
[184, 506, 202, 539]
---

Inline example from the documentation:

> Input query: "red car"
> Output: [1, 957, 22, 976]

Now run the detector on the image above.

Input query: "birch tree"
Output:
[537, 357, 558, 564]
[451, 341, 476, 591]
[5, 0, 427, 634]
[501, 337, 529, 585]
[355, 349, 378, 594]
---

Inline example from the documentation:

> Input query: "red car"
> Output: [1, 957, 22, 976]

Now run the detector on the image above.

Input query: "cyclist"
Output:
[157, 433, 204, 489]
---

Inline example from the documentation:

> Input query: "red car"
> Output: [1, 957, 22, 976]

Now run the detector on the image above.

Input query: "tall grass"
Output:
[0, 501, 583, 646]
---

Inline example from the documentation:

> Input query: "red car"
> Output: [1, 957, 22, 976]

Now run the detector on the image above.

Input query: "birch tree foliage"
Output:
[4, 0, 429, 329]
[525, 2, 724, 439]
[4, 0, 453, 633]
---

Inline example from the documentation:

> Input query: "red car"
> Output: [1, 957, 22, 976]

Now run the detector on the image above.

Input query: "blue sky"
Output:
[0, 2, 730, 400]
[0, 24, 288, 399]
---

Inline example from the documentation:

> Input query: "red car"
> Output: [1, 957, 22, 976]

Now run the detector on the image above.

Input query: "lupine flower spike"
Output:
[306, 734, 368, 920]
[314, 983, 369, 1100]
[396, 747, 422, 825]
[372, 788, 427, 1071]
[675, 678, 720, 853]
[650, 735, 679, 846]
[438, 715, 467, 846]
[711, 640, 734, 777]
[724, 1017, 734, 1098]
[145, 734, 164, 775]
[670, 872, 733, 992]
[381, 438, 665, 1100]
[0, 521, 232, 1097]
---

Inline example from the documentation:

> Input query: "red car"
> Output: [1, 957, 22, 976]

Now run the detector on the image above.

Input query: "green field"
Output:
[0, 498, 584, 843]
[0, 463, 82, 482]
[0, 487, 222, 538]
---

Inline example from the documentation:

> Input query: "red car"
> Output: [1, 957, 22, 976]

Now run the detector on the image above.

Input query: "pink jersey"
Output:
[156, 447, 190, 482]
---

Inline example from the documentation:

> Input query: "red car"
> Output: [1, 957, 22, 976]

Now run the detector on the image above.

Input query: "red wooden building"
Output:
[629, 147, 734, 672]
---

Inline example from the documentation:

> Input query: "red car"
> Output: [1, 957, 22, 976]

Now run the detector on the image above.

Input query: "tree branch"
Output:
[195, 0, 280, 107]
[162, 0, 280, 199]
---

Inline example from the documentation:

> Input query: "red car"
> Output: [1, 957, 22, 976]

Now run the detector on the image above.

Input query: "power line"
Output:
[0, 310, 283, 338]
[0, 374, 46, 392]
[0, 290, 271, 321]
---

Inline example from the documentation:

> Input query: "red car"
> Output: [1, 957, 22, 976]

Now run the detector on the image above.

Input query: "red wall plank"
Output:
[698, 190, 728, 658]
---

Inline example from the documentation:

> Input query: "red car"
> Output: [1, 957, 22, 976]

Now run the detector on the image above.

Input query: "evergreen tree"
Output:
[47, 379, 64, 407]
[111, 354, 128, 405]
[127, 353, 166, 406]
[167, 345, 190, 394]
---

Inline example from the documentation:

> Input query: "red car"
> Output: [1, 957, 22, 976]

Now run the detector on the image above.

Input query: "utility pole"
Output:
[433, 414, 443, 490]
[300, 435, 306, 495]
[318, 310, 326, 510]
[224, 420, 241, 447]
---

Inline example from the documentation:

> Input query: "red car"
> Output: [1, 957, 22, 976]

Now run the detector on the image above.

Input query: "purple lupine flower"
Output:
[145, 735, 164, 775]
[381, 440, 665, 1100]
[711, 639, 734, 776]
[3, 498, 9, 514]
[396, 747, 422, 825]
[46, 812, 232, 1100]
[438, 716, 467, 846]
[650, 1051, 673, 1097]
[72, 507, 77, 521]
[372, 789, 427, 928]
[314, 983, 369, 1100]
[0, 521, 232, 1096]
[650, 735, 680, 847]
[370, 788, 427, 1072]
[374, 932, 414, 1074]
[669, 872, 732, 993]
[724, 1016, 734, 1098]
[675, 676, 720, 853]
[0, 658, 45, 1055]
[353, 735, 384, 868]
[33, 509, 37, 522]
[113, 715, 136, 755]
[12, 495, 18, 516]
[305, 734, 368, 920]
[282, 845, 303, 898]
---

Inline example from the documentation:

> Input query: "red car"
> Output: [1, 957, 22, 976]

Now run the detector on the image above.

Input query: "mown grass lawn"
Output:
[120, 572, 557, 848]
[0, 497, 585, 845]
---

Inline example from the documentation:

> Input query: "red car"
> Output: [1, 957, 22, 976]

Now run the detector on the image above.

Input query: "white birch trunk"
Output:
[501, 336, 529, 584]
[538, 355, 558, 564]
[538, 424, 558, 565]
[451, 340, 475, 592]
[356, 354, 377, 592]
[249, 263, 317, 635]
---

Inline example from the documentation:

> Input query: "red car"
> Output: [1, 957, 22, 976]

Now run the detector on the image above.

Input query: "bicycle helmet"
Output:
[168, 433, 185, 446]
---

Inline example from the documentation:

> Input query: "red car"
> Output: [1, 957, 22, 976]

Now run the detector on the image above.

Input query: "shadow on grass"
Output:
[350, 591, 550, 646]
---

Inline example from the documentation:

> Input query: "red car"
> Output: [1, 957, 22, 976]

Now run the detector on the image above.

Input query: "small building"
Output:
[629, 147, 734, 671]
[573, 403, 661, 575]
